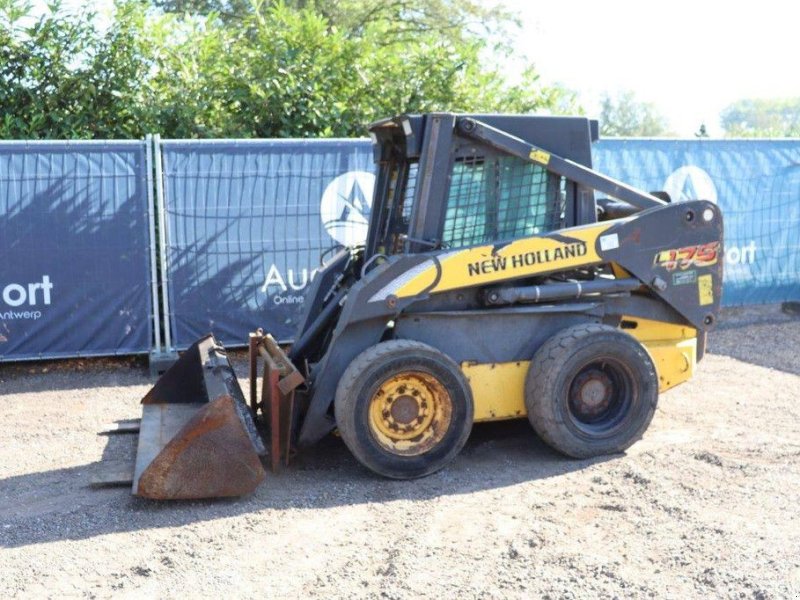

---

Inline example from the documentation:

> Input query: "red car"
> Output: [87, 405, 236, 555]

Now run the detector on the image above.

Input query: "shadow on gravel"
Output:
[0, 419, 613, 549]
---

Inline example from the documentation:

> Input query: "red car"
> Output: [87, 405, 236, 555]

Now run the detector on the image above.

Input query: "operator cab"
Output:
[365, 113, 600, 258]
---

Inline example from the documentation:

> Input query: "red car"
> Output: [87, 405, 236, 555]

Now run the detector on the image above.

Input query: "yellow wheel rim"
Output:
[368, 371, 453, 456]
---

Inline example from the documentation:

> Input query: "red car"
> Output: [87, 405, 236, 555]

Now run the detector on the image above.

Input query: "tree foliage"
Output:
[720, 98, 800, 137]
[0, 0, 159, 137]
[0, 0, 578, 139]
[599, 90, 671, 137]
[154, 0, 515, 40]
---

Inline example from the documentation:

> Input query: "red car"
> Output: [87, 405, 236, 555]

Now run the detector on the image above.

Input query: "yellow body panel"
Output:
[393, 222, 613, 298]
[462, 318, 697, 422]
[622, 316, 697, 392]
[461, 361, 528, 421]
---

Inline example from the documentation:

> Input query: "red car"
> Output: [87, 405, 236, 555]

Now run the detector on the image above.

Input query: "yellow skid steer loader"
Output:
[104, 114, 723, 499]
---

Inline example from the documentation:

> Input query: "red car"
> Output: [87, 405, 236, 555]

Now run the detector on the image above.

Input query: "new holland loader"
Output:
[109, 113, 724, 499]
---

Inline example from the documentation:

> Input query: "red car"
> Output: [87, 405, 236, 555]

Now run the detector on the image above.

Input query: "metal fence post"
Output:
[145, 134, 162, 355]
[154, 134, 173, 353]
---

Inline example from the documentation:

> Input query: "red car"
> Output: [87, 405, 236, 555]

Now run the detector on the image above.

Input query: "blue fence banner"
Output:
[0, 141, 153, 361]
[3, 136, 796, 360]
[594, 139, 800, 305]
[161, 137, 800, 349]
[160, 139, 373, 348]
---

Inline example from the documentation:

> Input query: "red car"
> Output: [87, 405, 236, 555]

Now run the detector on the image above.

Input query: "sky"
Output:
[503, 0, 800, 136]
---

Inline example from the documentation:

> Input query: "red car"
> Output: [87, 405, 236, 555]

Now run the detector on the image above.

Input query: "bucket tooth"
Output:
[131, 334, 266, 500]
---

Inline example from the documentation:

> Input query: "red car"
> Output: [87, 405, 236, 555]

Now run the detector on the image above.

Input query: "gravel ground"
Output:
[1, 305, 799, 598]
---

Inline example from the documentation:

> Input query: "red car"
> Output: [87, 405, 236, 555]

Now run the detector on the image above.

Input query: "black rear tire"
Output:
[525, 323, 658, 458]
[334, 340, 474, 479]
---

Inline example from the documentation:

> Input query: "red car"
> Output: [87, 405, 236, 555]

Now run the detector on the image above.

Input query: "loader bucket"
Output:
[133, 334, 267, 500]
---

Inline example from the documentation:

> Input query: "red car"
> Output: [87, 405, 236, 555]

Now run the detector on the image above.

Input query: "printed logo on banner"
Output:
[1, 275, 53, 342]
[663, 166, 718, 204]
[1, 275, 53, 321]
[261, 171, 376, 307]
[320, 171, 375, 246]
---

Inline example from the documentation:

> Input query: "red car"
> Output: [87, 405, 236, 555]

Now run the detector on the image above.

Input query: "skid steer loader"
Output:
[106, 113, 723, 499]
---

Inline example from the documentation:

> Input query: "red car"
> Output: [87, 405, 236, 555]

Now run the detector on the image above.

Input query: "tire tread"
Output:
[525, 323, 658, 458]
[335, 339, 473, 479]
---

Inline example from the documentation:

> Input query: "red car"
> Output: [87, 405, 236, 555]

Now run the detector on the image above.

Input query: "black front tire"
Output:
[334, 340, 474, 479]
[525, 323, 658, 458]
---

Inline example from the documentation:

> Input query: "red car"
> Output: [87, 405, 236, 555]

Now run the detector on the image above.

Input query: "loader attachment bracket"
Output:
[249, 330, 305, 472]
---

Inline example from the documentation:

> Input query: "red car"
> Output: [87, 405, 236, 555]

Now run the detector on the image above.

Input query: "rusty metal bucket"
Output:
[132, 335, 267, 500]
